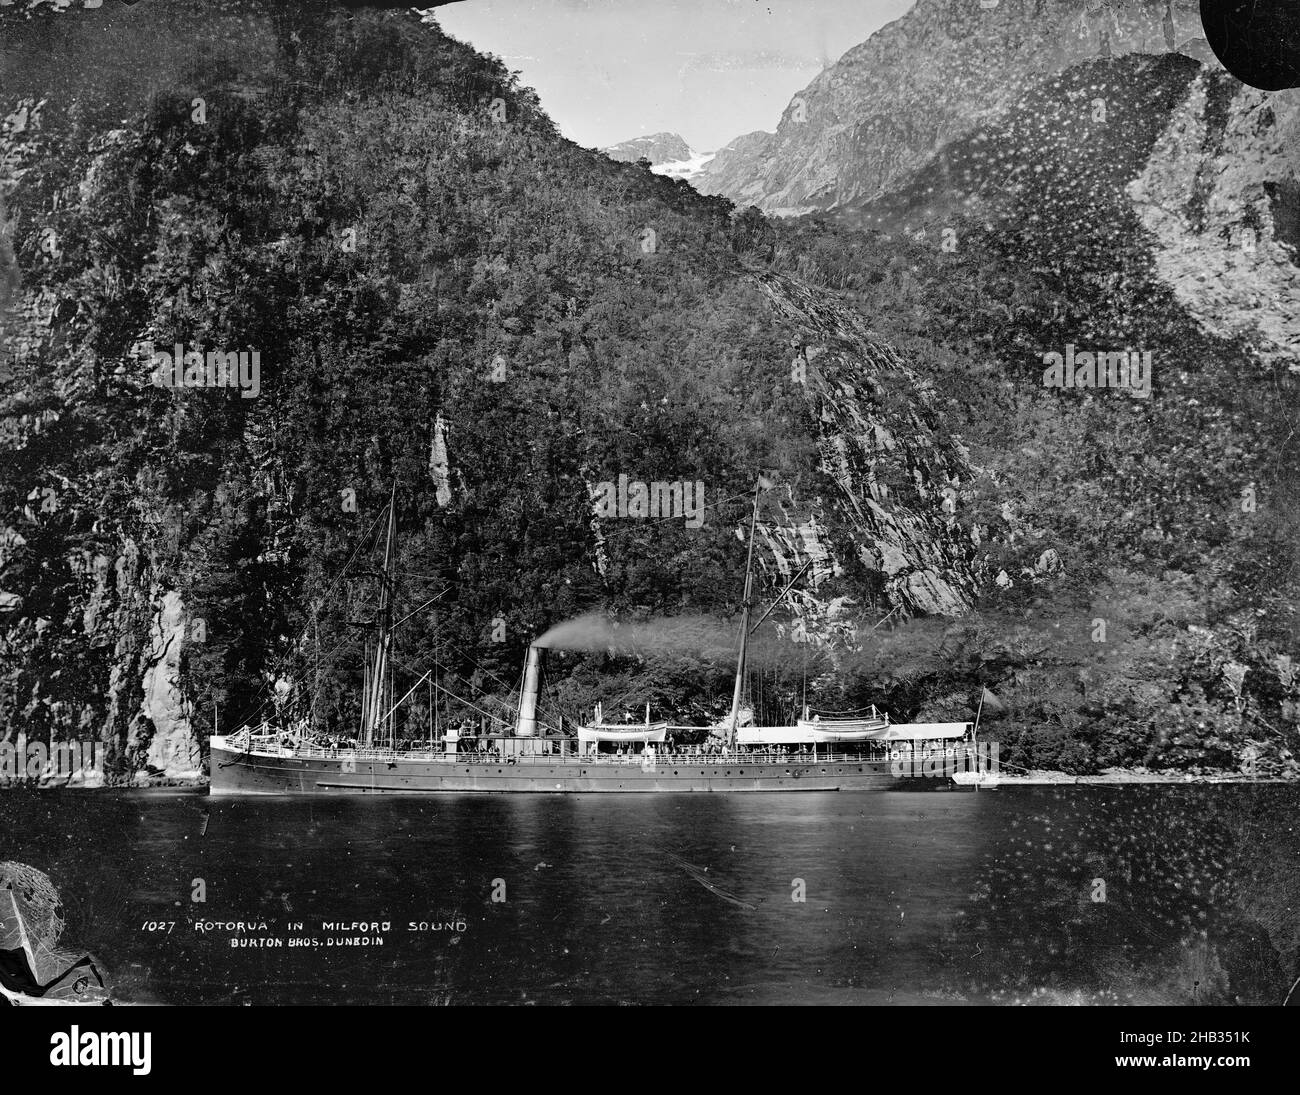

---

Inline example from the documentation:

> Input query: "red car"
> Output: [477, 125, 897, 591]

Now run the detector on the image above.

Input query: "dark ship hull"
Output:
[209, 738, 899, 794]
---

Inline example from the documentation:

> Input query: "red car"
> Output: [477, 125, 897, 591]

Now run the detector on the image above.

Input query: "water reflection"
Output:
[1, 785, 1294, 1004]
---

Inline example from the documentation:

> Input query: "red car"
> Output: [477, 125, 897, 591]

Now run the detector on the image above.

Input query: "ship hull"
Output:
[209, 741, 899, 794]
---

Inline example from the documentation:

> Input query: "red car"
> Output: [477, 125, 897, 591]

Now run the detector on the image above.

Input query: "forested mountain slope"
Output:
[1, 1, 981, 778]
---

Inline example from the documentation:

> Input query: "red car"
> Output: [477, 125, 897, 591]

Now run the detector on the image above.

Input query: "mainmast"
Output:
[364, 482, 398, 747]
[726, 481, 763, 747]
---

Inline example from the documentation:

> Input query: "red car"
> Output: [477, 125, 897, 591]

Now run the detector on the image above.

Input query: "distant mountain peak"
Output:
[601, 132, 693, 165]
[695, 0, 1216, 215]
[601, 131, 715, 181]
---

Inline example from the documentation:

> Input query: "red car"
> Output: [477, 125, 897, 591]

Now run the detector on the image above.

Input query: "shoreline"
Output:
[0, 776, 208, 791]
[985, 769, 1293, 785]
[2, 770, 1295, 791]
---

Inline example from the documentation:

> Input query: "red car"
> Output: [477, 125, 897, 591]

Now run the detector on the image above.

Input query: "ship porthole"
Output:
[674, 771, 678, 775]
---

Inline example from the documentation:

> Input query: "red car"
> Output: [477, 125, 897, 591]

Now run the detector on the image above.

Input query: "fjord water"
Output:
[3, 786, 1296, 1006]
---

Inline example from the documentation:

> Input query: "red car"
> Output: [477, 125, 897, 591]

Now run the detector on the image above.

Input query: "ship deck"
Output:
[209, 738, 984, 794]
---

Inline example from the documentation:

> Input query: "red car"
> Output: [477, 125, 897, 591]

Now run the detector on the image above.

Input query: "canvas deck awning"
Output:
[736, 721, 970, 746]
[577, 722, 669, 744]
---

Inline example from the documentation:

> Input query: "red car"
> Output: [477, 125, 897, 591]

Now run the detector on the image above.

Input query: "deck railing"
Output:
[230, 741, 981, 767]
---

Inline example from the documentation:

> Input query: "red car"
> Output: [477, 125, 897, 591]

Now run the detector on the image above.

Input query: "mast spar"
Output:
[365, 482, 398, 747]
[726, 480, 763, 747]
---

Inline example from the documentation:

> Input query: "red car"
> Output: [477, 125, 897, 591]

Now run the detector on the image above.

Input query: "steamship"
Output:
[209, 484, 981, 794]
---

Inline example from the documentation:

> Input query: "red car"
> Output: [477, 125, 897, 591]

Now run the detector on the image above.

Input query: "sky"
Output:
[432, 0, 915, 153]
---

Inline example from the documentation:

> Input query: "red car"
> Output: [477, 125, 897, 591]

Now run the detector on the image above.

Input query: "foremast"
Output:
[364, 482, 398, 747]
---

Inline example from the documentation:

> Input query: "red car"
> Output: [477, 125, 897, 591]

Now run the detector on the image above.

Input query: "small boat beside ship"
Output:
[209, 483, 984, 794]
[950, 769, 1000, 790]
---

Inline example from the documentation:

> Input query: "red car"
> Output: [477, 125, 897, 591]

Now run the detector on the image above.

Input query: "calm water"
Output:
[3, 785, 1297, 1005]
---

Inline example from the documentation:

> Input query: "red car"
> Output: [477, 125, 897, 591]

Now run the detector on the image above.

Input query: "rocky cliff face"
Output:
[0, 89, 187, 777]
[697, 0, 1215, 214]
[753, 272, 976, 619]
[827, 47, 1300, 406]
[1128, 73, 1300, 365]
[670, 269, 983, 663]
[138, 589, 203, 779]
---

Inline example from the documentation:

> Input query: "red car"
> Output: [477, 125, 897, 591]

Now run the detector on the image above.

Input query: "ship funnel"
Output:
[515, 643, 542, 737]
